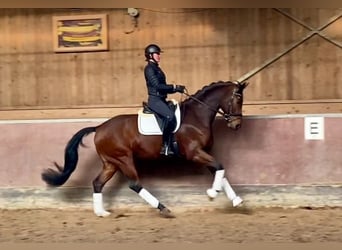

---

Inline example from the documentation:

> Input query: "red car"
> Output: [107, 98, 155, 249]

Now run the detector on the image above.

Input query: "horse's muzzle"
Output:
[228, 122, 241, 130]
[226, 117, 242, 130]
[234, 123, 241, 130]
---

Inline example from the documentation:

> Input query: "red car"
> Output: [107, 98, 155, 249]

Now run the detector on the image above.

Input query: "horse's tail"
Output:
[41, 126, 96, 186]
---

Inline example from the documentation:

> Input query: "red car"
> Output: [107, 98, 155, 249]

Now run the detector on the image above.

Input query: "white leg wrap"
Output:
[222, 178, 243, 207]
[206, 169, 225, 199]
[212, 169, 225, 191]
[139, 188, 159, 208]
[93, 193, 111, 217]
[222, 177, 236, 200]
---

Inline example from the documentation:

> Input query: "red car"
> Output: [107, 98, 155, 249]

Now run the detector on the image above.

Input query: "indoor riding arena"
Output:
[0, 8, 341, 243]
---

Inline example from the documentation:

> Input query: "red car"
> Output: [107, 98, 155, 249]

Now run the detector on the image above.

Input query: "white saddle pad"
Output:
[138, 101, 181, 135]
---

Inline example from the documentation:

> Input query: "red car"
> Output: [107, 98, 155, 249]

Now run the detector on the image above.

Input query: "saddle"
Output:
[137, 99, 181, 135]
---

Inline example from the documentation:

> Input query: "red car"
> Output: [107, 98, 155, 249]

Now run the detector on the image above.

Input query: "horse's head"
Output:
[221, 81, 249, 130]
[181, 80, 249, 132]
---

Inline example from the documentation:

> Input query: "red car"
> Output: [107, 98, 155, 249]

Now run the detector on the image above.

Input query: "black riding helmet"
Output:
[144, 44, 163, 61]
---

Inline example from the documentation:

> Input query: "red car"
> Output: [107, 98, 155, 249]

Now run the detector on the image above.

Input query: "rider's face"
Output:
[152, 52, 161, 63]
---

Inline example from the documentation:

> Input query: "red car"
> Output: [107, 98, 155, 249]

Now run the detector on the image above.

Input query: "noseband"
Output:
[183, 88, 242, 122]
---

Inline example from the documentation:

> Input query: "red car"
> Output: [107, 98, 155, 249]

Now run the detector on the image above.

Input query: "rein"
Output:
[182, 91, 224, 115]
[182, 89, 242, 121]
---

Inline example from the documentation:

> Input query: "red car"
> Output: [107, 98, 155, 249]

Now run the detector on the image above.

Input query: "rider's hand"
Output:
[175, 85, 186, 93]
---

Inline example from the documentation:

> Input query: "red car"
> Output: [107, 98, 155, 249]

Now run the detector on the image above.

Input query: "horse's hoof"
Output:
[232, 196, 243, 207]
[95, 210, 111, 217]
[160, 208, 175, 218]
[206, 188, 218, 199]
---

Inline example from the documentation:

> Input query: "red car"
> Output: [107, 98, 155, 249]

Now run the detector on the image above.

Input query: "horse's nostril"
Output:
[235, 124, 241, 130]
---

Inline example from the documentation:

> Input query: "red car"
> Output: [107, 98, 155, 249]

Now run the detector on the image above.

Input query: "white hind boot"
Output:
[93, 193, 111, 217]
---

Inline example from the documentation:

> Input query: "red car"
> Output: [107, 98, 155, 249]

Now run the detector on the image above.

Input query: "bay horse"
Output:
[41, 80, 249, 218]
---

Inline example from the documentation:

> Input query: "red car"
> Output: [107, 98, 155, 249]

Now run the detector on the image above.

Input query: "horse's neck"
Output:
[182, 104, 217, 129]
[182, 87, 227, 129]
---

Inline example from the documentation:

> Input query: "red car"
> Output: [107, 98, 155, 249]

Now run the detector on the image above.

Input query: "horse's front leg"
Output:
[192, 150, 243, 207]
[222, 177, 243, 207]
[206, 164, 224, 199]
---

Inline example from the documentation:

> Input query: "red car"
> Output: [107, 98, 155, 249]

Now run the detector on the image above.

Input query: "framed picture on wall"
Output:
[52, 14, 108, 52]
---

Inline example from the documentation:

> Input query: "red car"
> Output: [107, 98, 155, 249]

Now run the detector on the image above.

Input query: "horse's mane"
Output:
[182, 80, 237, 105]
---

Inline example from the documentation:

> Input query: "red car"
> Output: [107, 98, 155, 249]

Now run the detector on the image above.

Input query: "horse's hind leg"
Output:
[118, 156, 175, 218]
[129, 182, 175, 218]
[92, 162, 117, 217]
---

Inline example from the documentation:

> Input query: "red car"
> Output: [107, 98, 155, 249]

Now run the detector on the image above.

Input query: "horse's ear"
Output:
[240, 81, 249, 90]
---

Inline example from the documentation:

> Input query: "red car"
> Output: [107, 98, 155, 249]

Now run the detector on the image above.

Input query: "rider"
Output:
[144, 44, 186, 156]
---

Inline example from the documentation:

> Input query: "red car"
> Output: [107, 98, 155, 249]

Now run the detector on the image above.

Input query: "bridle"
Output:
[224, 89, 243, 122]
[182, 87, 243, 123]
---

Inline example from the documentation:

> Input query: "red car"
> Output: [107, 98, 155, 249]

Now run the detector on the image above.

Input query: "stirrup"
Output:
[160, 144, 175, 156]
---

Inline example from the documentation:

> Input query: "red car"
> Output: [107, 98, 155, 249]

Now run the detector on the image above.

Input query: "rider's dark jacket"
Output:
[144, 61, 176, 99]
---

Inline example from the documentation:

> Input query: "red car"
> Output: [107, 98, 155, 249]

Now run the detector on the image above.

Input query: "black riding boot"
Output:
[160, 131, 175, 156]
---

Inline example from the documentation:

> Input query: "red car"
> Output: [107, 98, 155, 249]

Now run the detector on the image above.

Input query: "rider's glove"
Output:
[174, 85, 186, 93]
